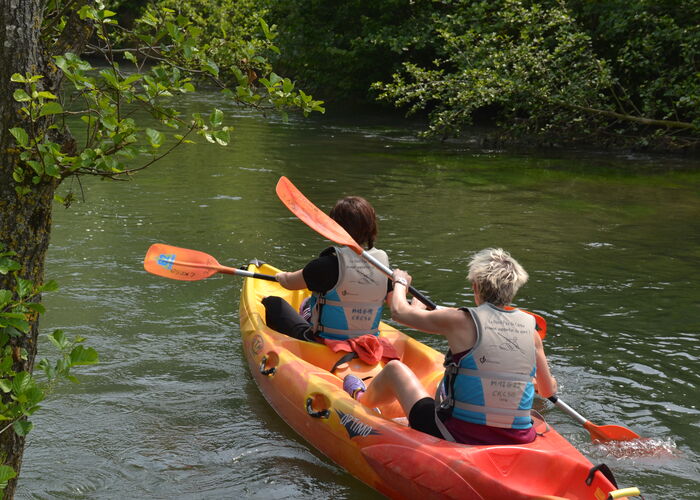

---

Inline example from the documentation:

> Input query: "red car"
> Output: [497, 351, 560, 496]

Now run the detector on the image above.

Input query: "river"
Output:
[18, 98, 699, 499]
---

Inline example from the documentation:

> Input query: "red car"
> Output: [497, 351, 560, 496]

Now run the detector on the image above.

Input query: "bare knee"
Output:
[383, 360, 412, 380]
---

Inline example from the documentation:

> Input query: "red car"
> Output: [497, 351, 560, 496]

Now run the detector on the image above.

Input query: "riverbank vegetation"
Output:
[109, 0, 699, 150]
[266, 0, 698, 151]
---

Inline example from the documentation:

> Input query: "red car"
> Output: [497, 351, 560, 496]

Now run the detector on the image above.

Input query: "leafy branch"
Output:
[8, 2, 324, 200]
[0, 245, 98, 491]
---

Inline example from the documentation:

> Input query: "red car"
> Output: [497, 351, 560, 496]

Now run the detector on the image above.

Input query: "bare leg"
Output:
[358, 360, 430, 414]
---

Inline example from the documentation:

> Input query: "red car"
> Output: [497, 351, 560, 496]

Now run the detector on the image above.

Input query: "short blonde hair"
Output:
[467, 248, 528, 306]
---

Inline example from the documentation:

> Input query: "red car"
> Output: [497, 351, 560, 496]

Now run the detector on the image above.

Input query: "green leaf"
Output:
[0, 380, 11, 393]
[12, 420, 32, 437]
[39, 280, 58, 293]
[259, 18, 272, 40]
[36, 91, 58, 100]
[12, 89, 30, 102]
[10, 73, 26, 83]
[25, 303, 45, 315]
[124, 51, 137, 64]
[0, 290, 12, 308]
[48, 330, 69, 350]
[203, 60, 219, 77]
[0, 257, 21, 274]
[16, 278, 33, 299]
[24, 387, 44, 406]
[12, 372, 33, 395]
[44, 164, 61, 178]
[69, 345, 99, 366]
[213, 129, 230, 146]
[39, 102, 63, 117]
[123, 74, 143, 86]
[9, 128, 29, 148]
[145, 128, 164, 148]
[0, 317, 29, 334]
[0, 465, 17, 486]
[209, 108, 223, 127]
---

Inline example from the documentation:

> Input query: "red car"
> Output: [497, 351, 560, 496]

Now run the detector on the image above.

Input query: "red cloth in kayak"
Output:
[322, 335, 399, 365]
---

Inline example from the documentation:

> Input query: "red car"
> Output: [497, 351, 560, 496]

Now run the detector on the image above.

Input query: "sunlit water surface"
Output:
[18, 99, 700, 499]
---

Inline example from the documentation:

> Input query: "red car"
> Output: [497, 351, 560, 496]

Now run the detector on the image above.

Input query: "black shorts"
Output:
[408, 397, 443, 439]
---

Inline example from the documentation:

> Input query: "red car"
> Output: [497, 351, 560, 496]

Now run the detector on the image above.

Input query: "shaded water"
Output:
[18, 100, 699, 499]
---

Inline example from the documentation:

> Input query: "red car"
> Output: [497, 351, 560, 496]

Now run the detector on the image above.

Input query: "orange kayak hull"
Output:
[239, 263, 627, 499]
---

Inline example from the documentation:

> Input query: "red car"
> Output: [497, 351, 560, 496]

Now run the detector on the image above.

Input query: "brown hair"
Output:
[329, 196, 378, 248]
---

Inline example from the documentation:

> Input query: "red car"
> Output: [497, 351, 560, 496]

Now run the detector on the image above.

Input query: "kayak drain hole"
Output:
[306, 394, 331, 419]
[259, 352, 279, 376]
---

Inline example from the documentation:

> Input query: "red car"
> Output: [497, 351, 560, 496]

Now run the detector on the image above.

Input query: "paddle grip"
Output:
[252, 272, 278, 282]
[235, 268, 278, 282]
[408, 285, 438, 310]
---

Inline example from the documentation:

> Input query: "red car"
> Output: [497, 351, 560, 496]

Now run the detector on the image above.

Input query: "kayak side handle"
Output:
[306, 397, 330, 419]
[608, 487, 642, 499]
[259, 355, 277, 376]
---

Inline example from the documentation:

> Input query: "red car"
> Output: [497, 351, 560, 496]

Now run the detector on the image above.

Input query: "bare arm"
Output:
[390, 270, 473, 349]
[275, 270, 307, 290]
[533, 331, 558, 398]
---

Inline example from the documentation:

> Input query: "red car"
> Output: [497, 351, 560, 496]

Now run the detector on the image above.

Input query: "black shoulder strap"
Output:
[330, 351, 358, 373]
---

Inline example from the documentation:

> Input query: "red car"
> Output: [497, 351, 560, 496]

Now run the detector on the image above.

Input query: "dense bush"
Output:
[267, 0, 699, 149]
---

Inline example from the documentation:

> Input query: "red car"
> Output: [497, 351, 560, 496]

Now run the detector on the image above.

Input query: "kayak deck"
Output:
[239, 262, 631, 499]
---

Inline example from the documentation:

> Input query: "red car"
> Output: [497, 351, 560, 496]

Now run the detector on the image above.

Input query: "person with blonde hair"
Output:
[343, 248, 558, 445]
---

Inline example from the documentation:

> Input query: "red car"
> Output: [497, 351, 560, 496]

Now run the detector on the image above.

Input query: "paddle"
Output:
[276, 176, 439, 309]
[143, 243, 277, 282]
[275, 176, 646, 443]
[275, 176, 550, 338]
[548, 395, 640, 443]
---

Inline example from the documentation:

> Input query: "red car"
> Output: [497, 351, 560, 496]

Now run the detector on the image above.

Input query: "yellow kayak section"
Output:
[239, 262, 635, 500]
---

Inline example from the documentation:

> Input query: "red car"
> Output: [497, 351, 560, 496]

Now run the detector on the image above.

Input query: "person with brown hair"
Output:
[343, 248, 558, 445]
[263, 196, 393, 342]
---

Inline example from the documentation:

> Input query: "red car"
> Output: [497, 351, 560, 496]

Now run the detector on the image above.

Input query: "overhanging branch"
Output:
[556, 101, 697, 131]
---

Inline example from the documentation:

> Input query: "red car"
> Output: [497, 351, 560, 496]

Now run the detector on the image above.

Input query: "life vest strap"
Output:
[456, 367, 533, 383]
[316, 297, 379, 309]
[452, 401, 531, 419]
[317, 326, 380, 338]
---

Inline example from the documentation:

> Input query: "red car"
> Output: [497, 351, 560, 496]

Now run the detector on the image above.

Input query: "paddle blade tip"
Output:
[143, 243, 218, 281]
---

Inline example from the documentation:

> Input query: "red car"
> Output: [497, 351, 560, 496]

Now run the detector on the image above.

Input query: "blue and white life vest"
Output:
[308, 246, 389, 340]
[436, 303, 537, 430]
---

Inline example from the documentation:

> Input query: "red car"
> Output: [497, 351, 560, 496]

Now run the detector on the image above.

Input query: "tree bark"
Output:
[0, 2, 58, 497]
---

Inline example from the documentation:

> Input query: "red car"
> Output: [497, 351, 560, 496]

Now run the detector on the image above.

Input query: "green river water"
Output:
[18, 98, 699, 499]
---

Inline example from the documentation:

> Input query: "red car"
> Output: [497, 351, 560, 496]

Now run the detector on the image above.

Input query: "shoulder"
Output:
[303, 248, 339, 292]
[430, 307, 474, 331]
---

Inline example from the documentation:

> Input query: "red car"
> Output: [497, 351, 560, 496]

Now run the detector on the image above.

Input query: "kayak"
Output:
[238, 261, 634, 499]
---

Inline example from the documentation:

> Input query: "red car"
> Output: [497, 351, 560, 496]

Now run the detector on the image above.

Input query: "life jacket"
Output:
[435, 303, 537, 435]
[308, 246, 389, 340]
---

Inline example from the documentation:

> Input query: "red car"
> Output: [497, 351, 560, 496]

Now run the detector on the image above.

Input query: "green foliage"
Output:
[0, 466, 16, 492]
[374, 1, 613, 139]
[267, 0, 698, 148]
[567, 0, 700, 129]
[0, 245, 98, 490]
[9, 1, 323, 200]
[265, 0, 440, 101]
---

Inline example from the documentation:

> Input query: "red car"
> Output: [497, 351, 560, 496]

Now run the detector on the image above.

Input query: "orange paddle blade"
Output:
[276, 176, 363, 254]
[144, 244, 225, 281]
[584, 421, 641, 443]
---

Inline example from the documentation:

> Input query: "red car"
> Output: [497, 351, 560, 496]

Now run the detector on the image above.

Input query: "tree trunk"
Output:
[0, 2, 58, 497]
